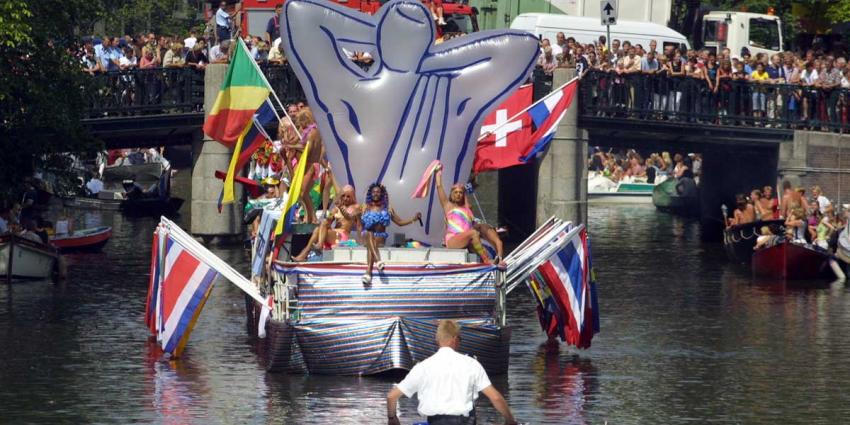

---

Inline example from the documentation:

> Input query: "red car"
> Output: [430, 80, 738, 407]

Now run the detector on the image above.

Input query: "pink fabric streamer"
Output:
[411, 160, 441, 199]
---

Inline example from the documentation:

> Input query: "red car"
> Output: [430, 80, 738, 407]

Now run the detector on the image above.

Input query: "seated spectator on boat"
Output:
[815, 205, 836, 250]
[293, 174, 360, 262]
[727, 194, 756, 227]
[360, 183, 421, 285]
[672, 154, 691, 179]
[245, 176, 284, 238]
[812, 186, 831, 214]
[754, 226, 778, 250]
[785, 208, 808, 243]
[86, 173, 104, 197]
[435, 165, 493, 265]
[122, 178, 147, 200]
[18, 219, 45, 244]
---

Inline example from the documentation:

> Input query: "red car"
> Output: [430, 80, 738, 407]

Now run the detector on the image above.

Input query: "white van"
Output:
[510, 13, 690, 53]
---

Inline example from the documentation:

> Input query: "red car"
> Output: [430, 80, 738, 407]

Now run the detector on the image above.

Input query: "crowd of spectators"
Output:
[538, 33, 850, 131]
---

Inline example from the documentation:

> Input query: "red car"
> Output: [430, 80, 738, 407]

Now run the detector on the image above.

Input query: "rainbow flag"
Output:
[274, 141, 311, 237]
[202, 39, 271, 148]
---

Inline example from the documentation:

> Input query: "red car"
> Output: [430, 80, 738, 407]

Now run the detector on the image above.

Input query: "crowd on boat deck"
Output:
[588, 147, 702, 185]
[240, 103, 505, 281]
[0, 178, 74, 245]
[539, 32, 850, 130]
[728, 182, 849, 254]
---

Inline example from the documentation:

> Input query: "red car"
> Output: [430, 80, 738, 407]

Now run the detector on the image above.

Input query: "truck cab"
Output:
[700, 11, 782, 58]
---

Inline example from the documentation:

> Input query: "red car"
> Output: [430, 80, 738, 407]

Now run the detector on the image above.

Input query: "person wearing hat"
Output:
[386, 320, 518, 425]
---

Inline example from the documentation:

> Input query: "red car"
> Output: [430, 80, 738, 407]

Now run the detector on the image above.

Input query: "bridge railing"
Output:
[577, 69, 850, 132]
[85, 64, 306, 118]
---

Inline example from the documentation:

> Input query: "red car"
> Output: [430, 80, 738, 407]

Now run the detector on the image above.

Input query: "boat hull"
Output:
[752, 242, 833, 280]
[723, 220, 785, 264]
[50, 227, 112, 252]
[63, 196, 122, 211]
[0, 235, 59, 280]
[261, 262, 509, 376]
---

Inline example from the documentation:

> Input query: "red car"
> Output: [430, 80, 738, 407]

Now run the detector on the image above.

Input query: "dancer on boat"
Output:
[435, 165, 494, 264]
[282, 108, 324, 224]
[293, 170, 360, 261]
[361, 183, 421, 285]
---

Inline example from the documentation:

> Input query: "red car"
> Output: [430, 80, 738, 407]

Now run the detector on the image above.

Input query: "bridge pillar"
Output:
[191, 64, 242, 241]
[779, 130, 850, 206]
[537, 68, 587, 227]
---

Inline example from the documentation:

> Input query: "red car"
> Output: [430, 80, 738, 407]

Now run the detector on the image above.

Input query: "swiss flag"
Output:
[473, 84, 533, 173]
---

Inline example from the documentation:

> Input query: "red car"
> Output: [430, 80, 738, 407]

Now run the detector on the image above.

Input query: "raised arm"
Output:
[435, 164, 449, 212]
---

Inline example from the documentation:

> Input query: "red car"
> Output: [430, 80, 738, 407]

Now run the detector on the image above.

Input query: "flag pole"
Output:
[477, 76, 579, 142]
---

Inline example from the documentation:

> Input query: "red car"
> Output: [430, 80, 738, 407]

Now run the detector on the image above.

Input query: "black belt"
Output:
[426, 414, 476, 425]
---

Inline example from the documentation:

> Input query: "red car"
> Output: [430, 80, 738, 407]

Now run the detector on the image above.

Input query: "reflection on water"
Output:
[3, 200, 850, 423]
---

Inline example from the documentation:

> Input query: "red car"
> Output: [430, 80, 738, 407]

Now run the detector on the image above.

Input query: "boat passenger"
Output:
[727, 194, 756, 227]
[360, 183, 421, 285]
[754, 226, 776, 250]
[785, 208, 807, 243]
[18, 219, 45, 244]
[293, 172, 360, 262]
[751, 189, 768, 220]
[812, 186, 832, 214]
[291, 108, 325, 224]
[122, 178, 147, 200]
[814, 205, 836, 250]
[780, 180, 798, 219]
[761, 185, 780, 219]
[435, 165, 493, 264]
[795, 187, 812, 217]
[85, 173, 104, 198]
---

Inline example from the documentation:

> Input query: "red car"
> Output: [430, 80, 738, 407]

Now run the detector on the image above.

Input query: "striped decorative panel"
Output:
[278, 318, 509, 375]
[280, 263, 497, 320]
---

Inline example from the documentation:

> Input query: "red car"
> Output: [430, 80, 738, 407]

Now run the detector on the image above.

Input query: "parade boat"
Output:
[652, 177, 699, 216]
[723, 219, 785, 264]
[752, 241, 834, 280]
[0, 234, 60, 280]
[49, 227, 112, 253]
[102, 162, 163, 183]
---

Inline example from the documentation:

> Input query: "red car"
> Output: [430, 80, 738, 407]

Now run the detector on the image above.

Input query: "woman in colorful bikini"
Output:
[360, 183, 421, 285]
[435, 164, 493, 264]
[292, 169, 360, 262]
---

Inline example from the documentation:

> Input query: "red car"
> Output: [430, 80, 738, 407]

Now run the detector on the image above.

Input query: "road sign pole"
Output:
[606, 24, 611, 59]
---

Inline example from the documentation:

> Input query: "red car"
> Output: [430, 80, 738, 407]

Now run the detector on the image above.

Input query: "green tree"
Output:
[0, 0, 105, 204]
[100, 0, 206, 37]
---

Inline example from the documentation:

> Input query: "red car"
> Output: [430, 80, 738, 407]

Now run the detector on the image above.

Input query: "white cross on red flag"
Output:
[473, 84, 533, 173]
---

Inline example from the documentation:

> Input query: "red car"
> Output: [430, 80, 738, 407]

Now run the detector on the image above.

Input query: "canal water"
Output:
[2, 195, 850, 423]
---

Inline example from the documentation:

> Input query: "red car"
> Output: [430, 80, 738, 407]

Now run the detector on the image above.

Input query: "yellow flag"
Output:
[222, 121, 253, 205]
[274, 141, 311, 236]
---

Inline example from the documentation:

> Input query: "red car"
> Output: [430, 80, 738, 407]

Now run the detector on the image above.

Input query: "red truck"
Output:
[206, 0, 478, 40]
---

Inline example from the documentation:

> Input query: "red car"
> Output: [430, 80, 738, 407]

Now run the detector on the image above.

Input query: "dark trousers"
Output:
[216, 25, 231, 43]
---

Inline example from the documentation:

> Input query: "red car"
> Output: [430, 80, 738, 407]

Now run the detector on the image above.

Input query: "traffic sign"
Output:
[600, 0, 617, 26]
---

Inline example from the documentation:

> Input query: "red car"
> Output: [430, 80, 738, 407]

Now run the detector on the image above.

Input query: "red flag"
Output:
[473, 84, 533, 173]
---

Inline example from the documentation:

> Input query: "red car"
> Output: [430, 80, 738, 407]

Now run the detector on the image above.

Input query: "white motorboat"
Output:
[0, 234, 60, 280]
[588, 172, 665, 204]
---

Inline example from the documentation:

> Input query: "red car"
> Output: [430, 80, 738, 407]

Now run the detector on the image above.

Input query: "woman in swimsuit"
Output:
[292, 170, 360, 262]
[435, 164, 492, 264]
[282, 108, 325, 224]
[360, 183, 421, 285]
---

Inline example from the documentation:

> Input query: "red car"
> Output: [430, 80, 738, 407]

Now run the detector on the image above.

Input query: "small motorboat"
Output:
[588, 172, 662, 204]
[652, 177, 699, 216]
[63, 191, 123, 211]
[723, 219, 785, 264]
[50, 227, 112, 252]
[752, 241, 834, 280]
[0, 234, 60, 280]
[102, 162, 163, 182]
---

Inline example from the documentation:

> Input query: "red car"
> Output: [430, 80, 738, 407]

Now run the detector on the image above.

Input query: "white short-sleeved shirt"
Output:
[184, 36, 197, 49]
[396, 347, 492, 417]
[216, 7, 230, 27]
[817, 195, 831, 213]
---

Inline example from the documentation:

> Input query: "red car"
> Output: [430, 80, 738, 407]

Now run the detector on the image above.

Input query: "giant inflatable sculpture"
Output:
[282, 0, 539, 245]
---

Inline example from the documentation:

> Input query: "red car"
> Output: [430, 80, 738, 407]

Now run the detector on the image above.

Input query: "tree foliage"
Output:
[99, 0, 207, 37]
[0, 0, 105, 203]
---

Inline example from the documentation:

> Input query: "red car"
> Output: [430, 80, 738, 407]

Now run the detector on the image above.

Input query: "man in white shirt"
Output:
[86, 175, 104, 197]
[386, 320, 517, 425]
[184, 31, 197, 49]
[215, 1, 233, 43]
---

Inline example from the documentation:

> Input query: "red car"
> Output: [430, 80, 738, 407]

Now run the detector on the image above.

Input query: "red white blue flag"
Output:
[146, 227, 219, 357]
[519, 79, 578, 162]
[527, 227, 599, 348]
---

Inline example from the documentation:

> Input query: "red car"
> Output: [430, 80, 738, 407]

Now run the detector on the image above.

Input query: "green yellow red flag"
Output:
[274, 141, 311, 237]
[203, 40, 271, 148]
